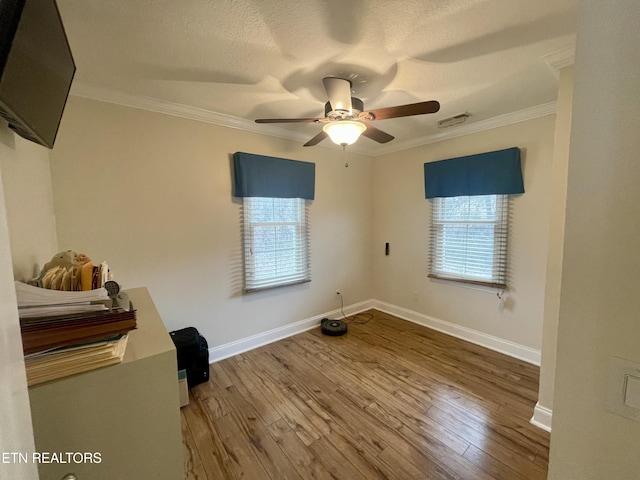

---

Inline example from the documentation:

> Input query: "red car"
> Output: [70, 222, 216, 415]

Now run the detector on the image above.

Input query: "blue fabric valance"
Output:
[233, 152, 315, 200]
[424, 147, 524, 199]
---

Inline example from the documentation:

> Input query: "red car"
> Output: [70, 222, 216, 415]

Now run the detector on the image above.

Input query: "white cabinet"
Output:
[28, 288, 183, 480]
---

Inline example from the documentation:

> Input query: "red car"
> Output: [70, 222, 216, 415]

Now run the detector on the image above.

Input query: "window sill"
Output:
[428, 274, 506, 293]
[245, 278, 311, 293]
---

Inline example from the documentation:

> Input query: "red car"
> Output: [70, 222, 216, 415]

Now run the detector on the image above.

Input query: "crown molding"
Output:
[370, 102, 558, 156]
[70, 81, 557, 158]
[69, 81, 371, 155]
[542, 43, 576, 79]
[70, 81, 308, 140]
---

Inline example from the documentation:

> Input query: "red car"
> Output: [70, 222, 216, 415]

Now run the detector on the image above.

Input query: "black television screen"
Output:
[0, 0, 75, 148]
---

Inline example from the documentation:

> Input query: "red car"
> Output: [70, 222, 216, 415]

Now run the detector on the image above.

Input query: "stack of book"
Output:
[15, 281, 137, 386]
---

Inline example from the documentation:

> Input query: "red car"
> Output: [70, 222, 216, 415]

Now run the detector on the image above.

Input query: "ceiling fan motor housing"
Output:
[324, 97, 364, 119]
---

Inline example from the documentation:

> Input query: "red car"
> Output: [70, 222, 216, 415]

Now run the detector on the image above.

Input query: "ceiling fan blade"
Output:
[303, 131, 328, 147]
[322, 77, 353, 113]
[362, 100, 440, 121]
[255, 117, 323, 123]
[362, 124, 394, 144]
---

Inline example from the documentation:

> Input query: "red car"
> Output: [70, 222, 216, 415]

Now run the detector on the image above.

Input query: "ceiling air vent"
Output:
[438, 112, 470, 128]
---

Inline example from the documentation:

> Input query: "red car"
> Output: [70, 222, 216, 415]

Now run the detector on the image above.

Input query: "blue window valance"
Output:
[233, 152, 315, 200]
[424, 147, 524, 199]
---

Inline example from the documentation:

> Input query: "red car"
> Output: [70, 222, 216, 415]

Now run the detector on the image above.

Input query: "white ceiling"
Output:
[57, 0, 578, 155]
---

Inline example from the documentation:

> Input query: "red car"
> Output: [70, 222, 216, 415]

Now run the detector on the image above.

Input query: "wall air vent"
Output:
[438, 112, 470, 129]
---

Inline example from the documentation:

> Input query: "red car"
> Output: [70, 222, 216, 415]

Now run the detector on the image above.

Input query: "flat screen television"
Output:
[0, 0, 76, 149]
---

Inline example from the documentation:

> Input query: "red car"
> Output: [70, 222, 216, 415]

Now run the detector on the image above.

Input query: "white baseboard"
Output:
[371, 300, 542, 366]
[208, 299, 375, 363]
[530, 402, 553, 432]
[209, 298, 541, 367]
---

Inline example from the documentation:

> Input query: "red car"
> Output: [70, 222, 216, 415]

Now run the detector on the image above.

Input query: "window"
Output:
[242, 197, 310, 292]
[429, 194, 509, 288]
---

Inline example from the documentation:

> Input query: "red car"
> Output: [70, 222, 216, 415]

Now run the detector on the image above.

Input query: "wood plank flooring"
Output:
[181, 309, 549, 479]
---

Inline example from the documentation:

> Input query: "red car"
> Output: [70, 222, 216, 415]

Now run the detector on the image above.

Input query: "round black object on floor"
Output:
[321, 318, 347, 336]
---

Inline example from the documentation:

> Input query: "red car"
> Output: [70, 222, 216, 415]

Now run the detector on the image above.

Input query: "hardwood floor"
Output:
[181, 309, 549, 479]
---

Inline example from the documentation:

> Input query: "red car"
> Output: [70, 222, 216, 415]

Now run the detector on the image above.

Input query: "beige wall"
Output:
[49, 96, 373, 347]
[548, 1, 640, 478]
[371, 115, 556, 351]
[0, 129, 58, 280]
[537, 65, 574, 415]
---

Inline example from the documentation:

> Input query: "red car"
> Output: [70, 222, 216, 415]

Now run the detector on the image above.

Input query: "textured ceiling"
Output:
[57, 0, 578, 155]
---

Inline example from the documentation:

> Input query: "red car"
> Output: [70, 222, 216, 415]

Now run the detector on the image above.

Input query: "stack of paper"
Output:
[16, 281, 111, 317]
[14, 281, 136, 384]
[24, 335, 129, 386]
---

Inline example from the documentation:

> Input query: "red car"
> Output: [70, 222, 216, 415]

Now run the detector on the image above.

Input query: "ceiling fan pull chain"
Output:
[343, 145, 349, 167]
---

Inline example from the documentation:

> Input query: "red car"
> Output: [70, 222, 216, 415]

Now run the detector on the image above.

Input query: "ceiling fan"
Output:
[255, 77, 440, 147]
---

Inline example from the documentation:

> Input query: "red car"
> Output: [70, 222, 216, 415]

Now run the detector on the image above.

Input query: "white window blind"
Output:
[242, 197, 310, 292]
[429, 194, 509, 287]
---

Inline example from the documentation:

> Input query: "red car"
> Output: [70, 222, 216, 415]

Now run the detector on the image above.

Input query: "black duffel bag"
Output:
[169, 327, 210, 389]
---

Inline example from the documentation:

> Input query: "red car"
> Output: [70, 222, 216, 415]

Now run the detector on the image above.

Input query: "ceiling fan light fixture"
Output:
[323, 121, 366, 146]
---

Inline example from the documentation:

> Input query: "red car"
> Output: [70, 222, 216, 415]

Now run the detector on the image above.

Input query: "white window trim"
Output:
[429, 194, 509, 288]
[242, 197, 311, 292]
